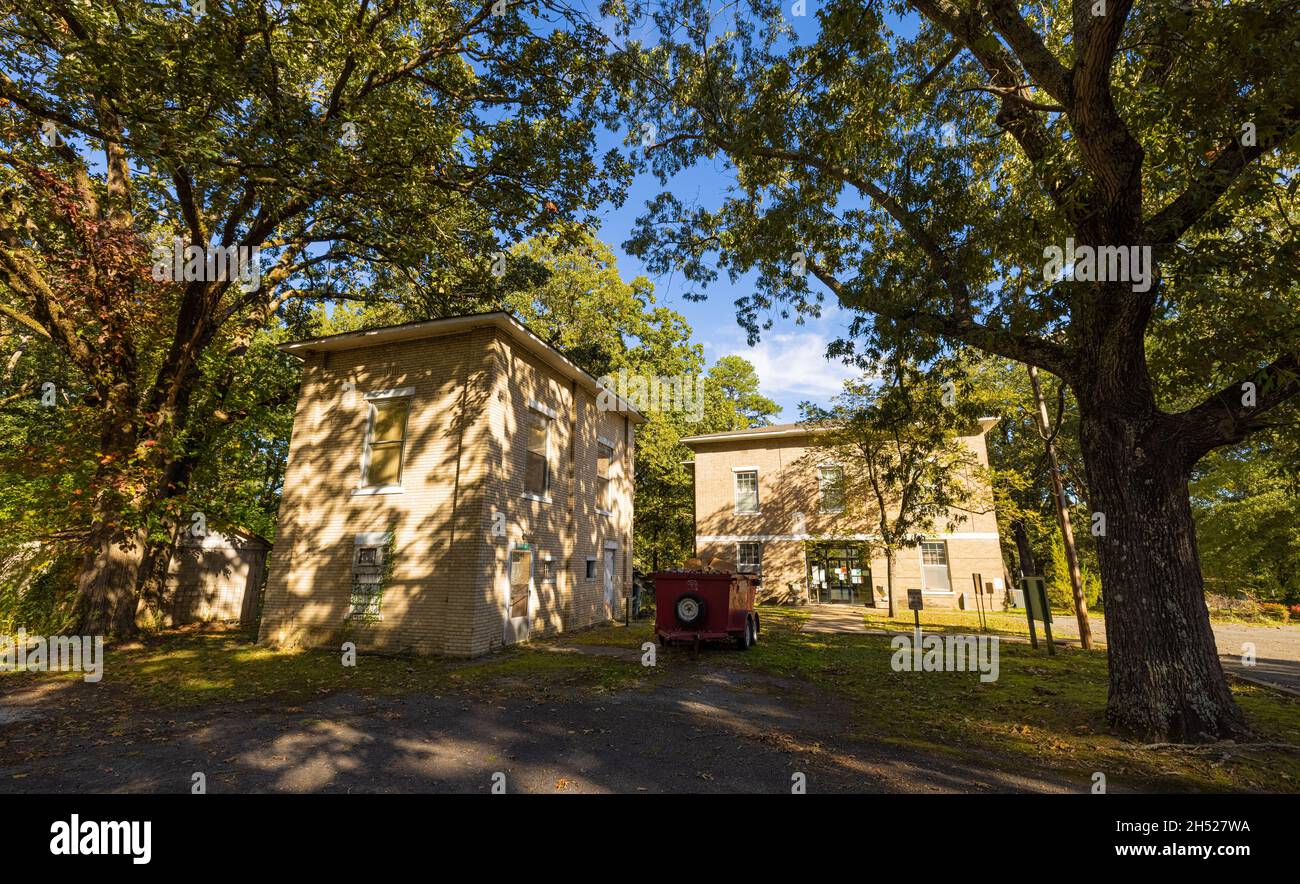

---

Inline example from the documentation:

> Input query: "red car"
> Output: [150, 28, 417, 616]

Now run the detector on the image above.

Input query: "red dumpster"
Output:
[653, 570, 760, 651]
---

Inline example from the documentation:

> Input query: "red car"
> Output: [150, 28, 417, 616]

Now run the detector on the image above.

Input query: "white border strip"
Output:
[695, 532, 1000, 542]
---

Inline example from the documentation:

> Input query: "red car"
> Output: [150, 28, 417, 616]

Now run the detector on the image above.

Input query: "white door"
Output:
[505, 547, 532, 644]
[603, 549, 616, 618]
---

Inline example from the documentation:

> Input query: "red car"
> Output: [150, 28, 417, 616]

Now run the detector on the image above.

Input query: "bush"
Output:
[0, 545, 81, 636]
[1259, 602, 1290, 623]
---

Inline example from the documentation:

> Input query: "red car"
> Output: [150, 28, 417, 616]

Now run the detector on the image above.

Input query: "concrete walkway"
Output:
[800, 605, 1300, 696]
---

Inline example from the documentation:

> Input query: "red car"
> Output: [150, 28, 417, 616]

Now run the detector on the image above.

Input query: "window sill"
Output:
[595, 508, 613, 517]
[734, 511, 761, 517]
[353, 485, 404, 496]
[921, 589, 955, 595]
[819, 509, 844, 515]
[521, 492, 552, 504]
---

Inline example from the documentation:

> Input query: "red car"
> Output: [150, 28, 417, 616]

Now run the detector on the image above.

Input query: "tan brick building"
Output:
[681, 422, 1006, 610]
[259, 312, 643, 657]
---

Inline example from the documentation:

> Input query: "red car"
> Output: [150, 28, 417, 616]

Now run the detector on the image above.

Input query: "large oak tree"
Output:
[613, 0, 1299, 740]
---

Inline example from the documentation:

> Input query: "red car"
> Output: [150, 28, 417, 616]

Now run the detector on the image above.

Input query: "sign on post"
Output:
[1019, 575, 1055, 655]
[907, 588, 923, 632]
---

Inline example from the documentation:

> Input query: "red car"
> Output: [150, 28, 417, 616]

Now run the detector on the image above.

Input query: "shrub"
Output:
[1259, 603, 1290, 623]
[0, 545, 80, 636]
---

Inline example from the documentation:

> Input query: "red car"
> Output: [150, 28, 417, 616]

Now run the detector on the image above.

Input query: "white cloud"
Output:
[705, 324, 860, 417]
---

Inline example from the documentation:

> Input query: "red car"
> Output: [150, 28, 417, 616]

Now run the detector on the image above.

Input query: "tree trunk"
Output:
[1079, 410, 1248, 742]
[76, 519, 146, 637]
[885, 549, 895, 618]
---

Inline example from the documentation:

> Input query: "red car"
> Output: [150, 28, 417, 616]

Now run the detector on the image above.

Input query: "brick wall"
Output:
[259, 323, 636, 657]
[690, 429, 1006, 610]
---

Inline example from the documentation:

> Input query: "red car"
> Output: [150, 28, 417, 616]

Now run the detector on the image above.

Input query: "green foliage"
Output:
[1046, 530, 1102, 613]
[1192, 434, 1300, 606]
[0, 546, 79, 636]
[804, 359, 992, 608]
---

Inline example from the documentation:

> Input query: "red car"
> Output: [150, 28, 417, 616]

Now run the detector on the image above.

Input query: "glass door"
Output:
[808, 547, 871, 604]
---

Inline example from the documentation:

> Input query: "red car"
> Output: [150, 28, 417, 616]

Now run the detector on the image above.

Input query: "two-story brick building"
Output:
[258, 312, 643, 657]
[681, 422, 1006, 609]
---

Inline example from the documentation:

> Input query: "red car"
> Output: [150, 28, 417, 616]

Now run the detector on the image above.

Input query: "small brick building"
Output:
[164, 527, 269, 626]
[259, 313, 643, 657]
[681, 422, 1007, 609]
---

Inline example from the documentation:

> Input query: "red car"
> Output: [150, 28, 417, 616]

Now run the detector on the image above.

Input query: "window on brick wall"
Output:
[349, 539, 388, 618]
[361, 396, 410, 488]
[584, 558, 597, 579]
[819, 465, 845, 513]
[737, 542, 763, 574]
[524, 410, 551, 497]
[596, 439, 613, 511]
[734, 470, 759, 514]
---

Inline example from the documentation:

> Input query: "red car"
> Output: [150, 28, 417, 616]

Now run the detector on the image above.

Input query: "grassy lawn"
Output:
[734, 605, 1300, 792]
[863, 606, 1050, 639]
[0, 623, 659, 710]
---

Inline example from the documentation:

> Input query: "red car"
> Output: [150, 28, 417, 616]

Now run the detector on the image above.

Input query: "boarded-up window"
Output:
[363, 398, 410, 487]
[350, 542, 386, 618]
[597, 440, 613, 510]
[524, 412, 550, 496]
[509, 548, 531, 619]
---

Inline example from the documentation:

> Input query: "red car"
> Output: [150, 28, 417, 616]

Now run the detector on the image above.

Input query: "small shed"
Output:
[164, 528, 271, 626]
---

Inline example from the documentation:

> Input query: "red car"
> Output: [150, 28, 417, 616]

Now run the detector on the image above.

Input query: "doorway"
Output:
[505, 546, 532, 644]
[807, 546, 871, 605]
[603, 547, 616, 618]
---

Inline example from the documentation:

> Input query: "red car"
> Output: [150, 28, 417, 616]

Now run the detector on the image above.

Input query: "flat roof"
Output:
[277, 311, 646, 423]
[680, 417, 998, 446]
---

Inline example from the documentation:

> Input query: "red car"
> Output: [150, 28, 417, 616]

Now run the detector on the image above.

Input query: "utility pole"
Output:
[1027, 365, 1093, 650]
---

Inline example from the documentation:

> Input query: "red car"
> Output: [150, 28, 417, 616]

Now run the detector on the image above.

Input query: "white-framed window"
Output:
[920, 540, 952, 592]
[360, 394, 411, 489]
[737, 541, 763, 574]
[734, 470, 759, 514]
[818, 465, 845, 513]
[524, 409, 551, 498]
[921, 541, 948, 565]
[539, 554, 556, 584]
[596, 438, 614, 512]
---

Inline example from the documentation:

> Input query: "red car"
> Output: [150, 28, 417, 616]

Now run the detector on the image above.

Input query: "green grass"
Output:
[734, 605, 1300, 793]
[0, 622, 659, 709]
[863, 607, 1047, 638]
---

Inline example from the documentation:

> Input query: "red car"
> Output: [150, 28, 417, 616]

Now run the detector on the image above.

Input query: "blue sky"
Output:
[585, 4, 865, 421]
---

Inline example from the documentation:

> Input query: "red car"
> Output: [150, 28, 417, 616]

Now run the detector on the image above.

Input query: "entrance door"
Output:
[505, 547, 532, 644]
[808, 548, 870, 604]
[603, 548, 616, 618]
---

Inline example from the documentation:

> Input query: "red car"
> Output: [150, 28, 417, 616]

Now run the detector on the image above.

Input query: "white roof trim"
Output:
[682, 417, 998, 446]
[277, 312, 645, 423]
